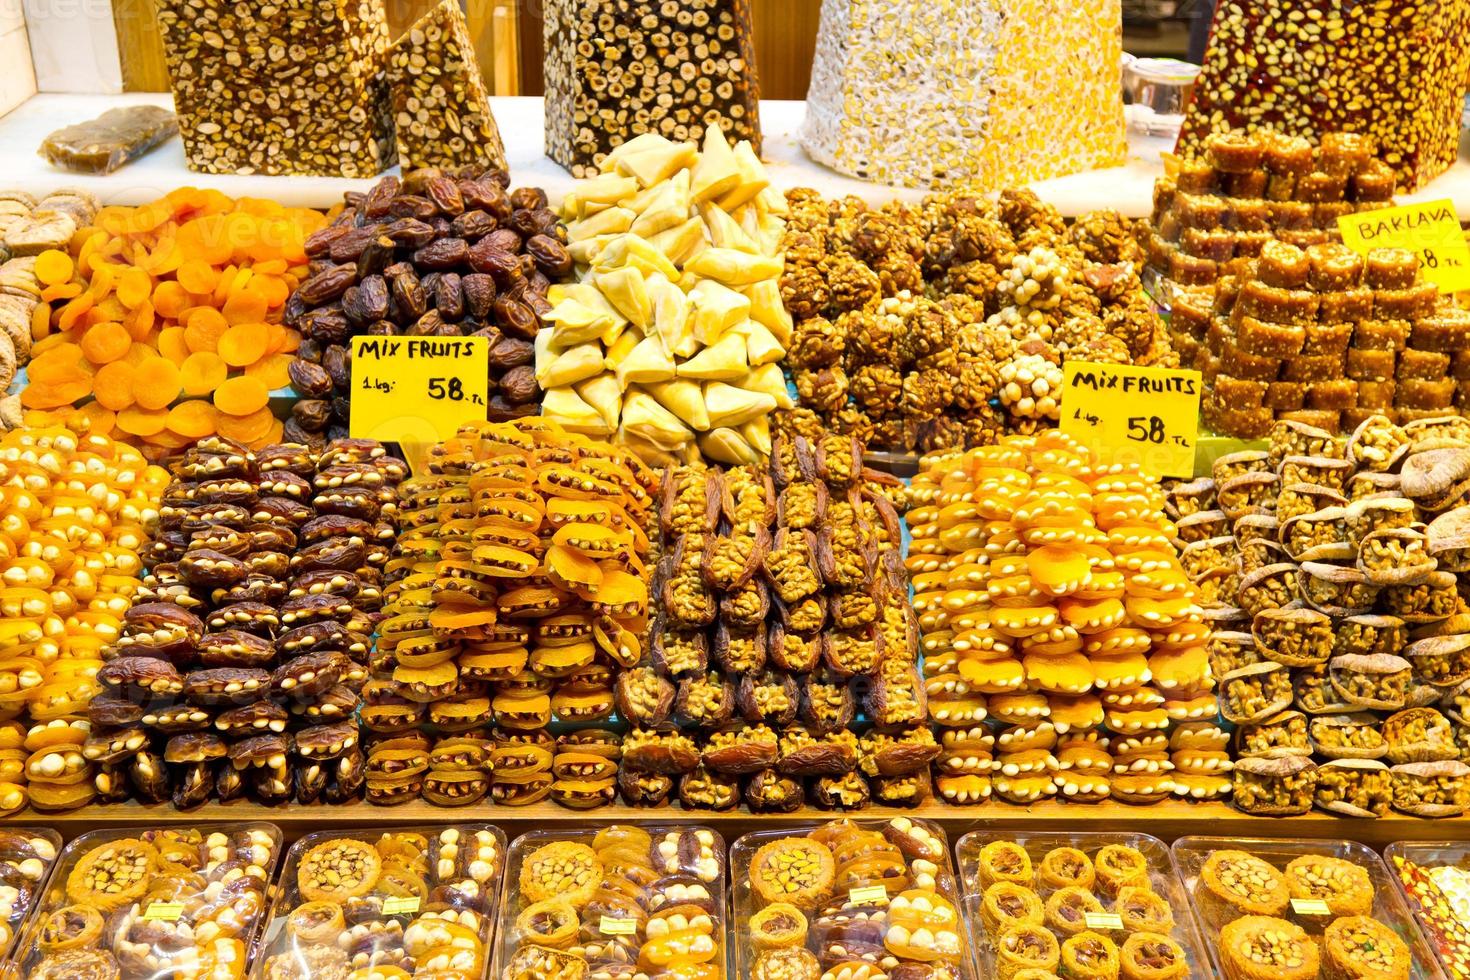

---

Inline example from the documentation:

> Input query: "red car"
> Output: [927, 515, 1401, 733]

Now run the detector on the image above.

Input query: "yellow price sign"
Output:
[349, 337, 490, 470]
[382, 896, 421, 915]
[143, 902, 185, 921]
[1060, 361, 1202, 478]
[1338, 199, 1470, 294]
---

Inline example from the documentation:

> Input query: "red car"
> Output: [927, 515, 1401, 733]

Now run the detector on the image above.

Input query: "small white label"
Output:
[849, 885, 890, 905]
[382, 896, 420, 915]
[599, 915, 638, 935]
[1084, 912, 1124, 930]
[1291, 898, 1331, 916]
[143, 902, 184, 921]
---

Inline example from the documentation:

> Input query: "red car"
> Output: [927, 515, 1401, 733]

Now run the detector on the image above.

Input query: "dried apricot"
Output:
[39, 283, 81, 303]
[116, 406, 169, 437]
[217, 322, 268, 367]
[132, 359, 182, 411]
[181, 352, 228, 396]
[213, 405, 274, 443]
[243, 353, 291, 390]
[176, 260, 218, 295]
[213, 376, 269, 416]
[166, 400, 216, 438]
[157, 327, 190, 365]
[76, 402, 116, 437]
[92, 362, 137, 411]
[78, 322, 131, 365]
[183, 308, 228, 353]
[21, 381, 91, 410]
[34, 250, 74, 286]
[115, 268, 152, 310]
[221, 282, 267, 325]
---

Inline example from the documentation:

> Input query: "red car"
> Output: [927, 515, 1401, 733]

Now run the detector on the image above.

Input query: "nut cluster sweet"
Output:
[958, 836, 1198, 980]
[910, 430, 1220, 807]
[0, 427, 167, 813]
[153, 0, 396, 176]
[288, 168, 570, 439]
[14, 826, 279, 980]
[1177, 0, 1470, 190]
[498, 826, 724, 979]
[800, 0, 1124, 190]
[543, 0, 761, 177]
[368, 418, 656, 807]
[93, 436, 403, 808]
[1393, 850, 1470, 978]
[628, 433, 929, 811]
[1170, 414, 1470, 818]
[538, 125, 791, 465]
[737, 818, 966, 980]
[779, 188, 1171, 452]
[258, 826, 502, 980]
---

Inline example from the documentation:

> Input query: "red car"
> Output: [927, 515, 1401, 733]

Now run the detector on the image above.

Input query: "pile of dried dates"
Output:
[284, 166, 573, 442]
[90, 436, 404, 807]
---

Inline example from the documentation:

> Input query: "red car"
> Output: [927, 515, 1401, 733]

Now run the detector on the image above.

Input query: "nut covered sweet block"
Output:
[1178, 0, 1470, 190]
[734, 818, 968, 979]
[11, 826, 279, 980]
[387, 0, 507, 172]
[256, 826, 502, 980]
[543, 0, 761, 177]
[495, 826, 725, 978]
[153, 0, 396, 177]
[801, 0, 1124, 190]
[910, 430, 1218, 807]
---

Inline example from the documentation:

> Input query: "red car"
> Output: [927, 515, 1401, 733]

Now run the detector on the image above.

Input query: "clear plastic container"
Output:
[9, 823, 281, 980]
[0, 828, 61, 962]
[955, 830, 1212, 980]
[1384, 841, 1470, 980]
[1175, 836, 1447, 980]
[730, 817, 976, 980]
[253, 825, 505, 980]
[492, 824, 726, 980]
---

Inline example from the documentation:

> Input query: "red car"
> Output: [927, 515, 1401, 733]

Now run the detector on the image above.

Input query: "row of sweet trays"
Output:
[0, 820, 1466, 980]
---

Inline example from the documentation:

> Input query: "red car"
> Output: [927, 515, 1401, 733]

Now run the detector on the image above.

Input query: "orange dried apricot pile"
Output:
[20, 188, 326, 458]
[0, 425, 168, 813]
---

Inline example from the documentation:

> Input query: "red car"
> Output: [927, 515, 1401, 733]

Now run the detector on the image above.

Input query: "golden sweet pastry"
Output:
[750, 902, 808, 950]
[750, 838, 835, 911]
[997, 922, 1061, 979]
[519, 841, 602, 907]
[1196, 851, 1289, 924]
[978, 840, 1035, 890]
[1060, 930, 1120, 980]
[1219, 915, 1318, 980]
[983, 882, 1046, 934]
[64, 839, 156, 911]
[1116, 885, 1173, 934]
[297, 839, 381, 903]
[285, 901, 345, 944]
[1323, 916, 1410, 980]
[1038, 847, 1095, 891]
[1093, 845, 1148, 898]
[1120, 931, 1189, 980]
[1283, 854, 1374, 919]
[1044, 886, 1105, 938]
